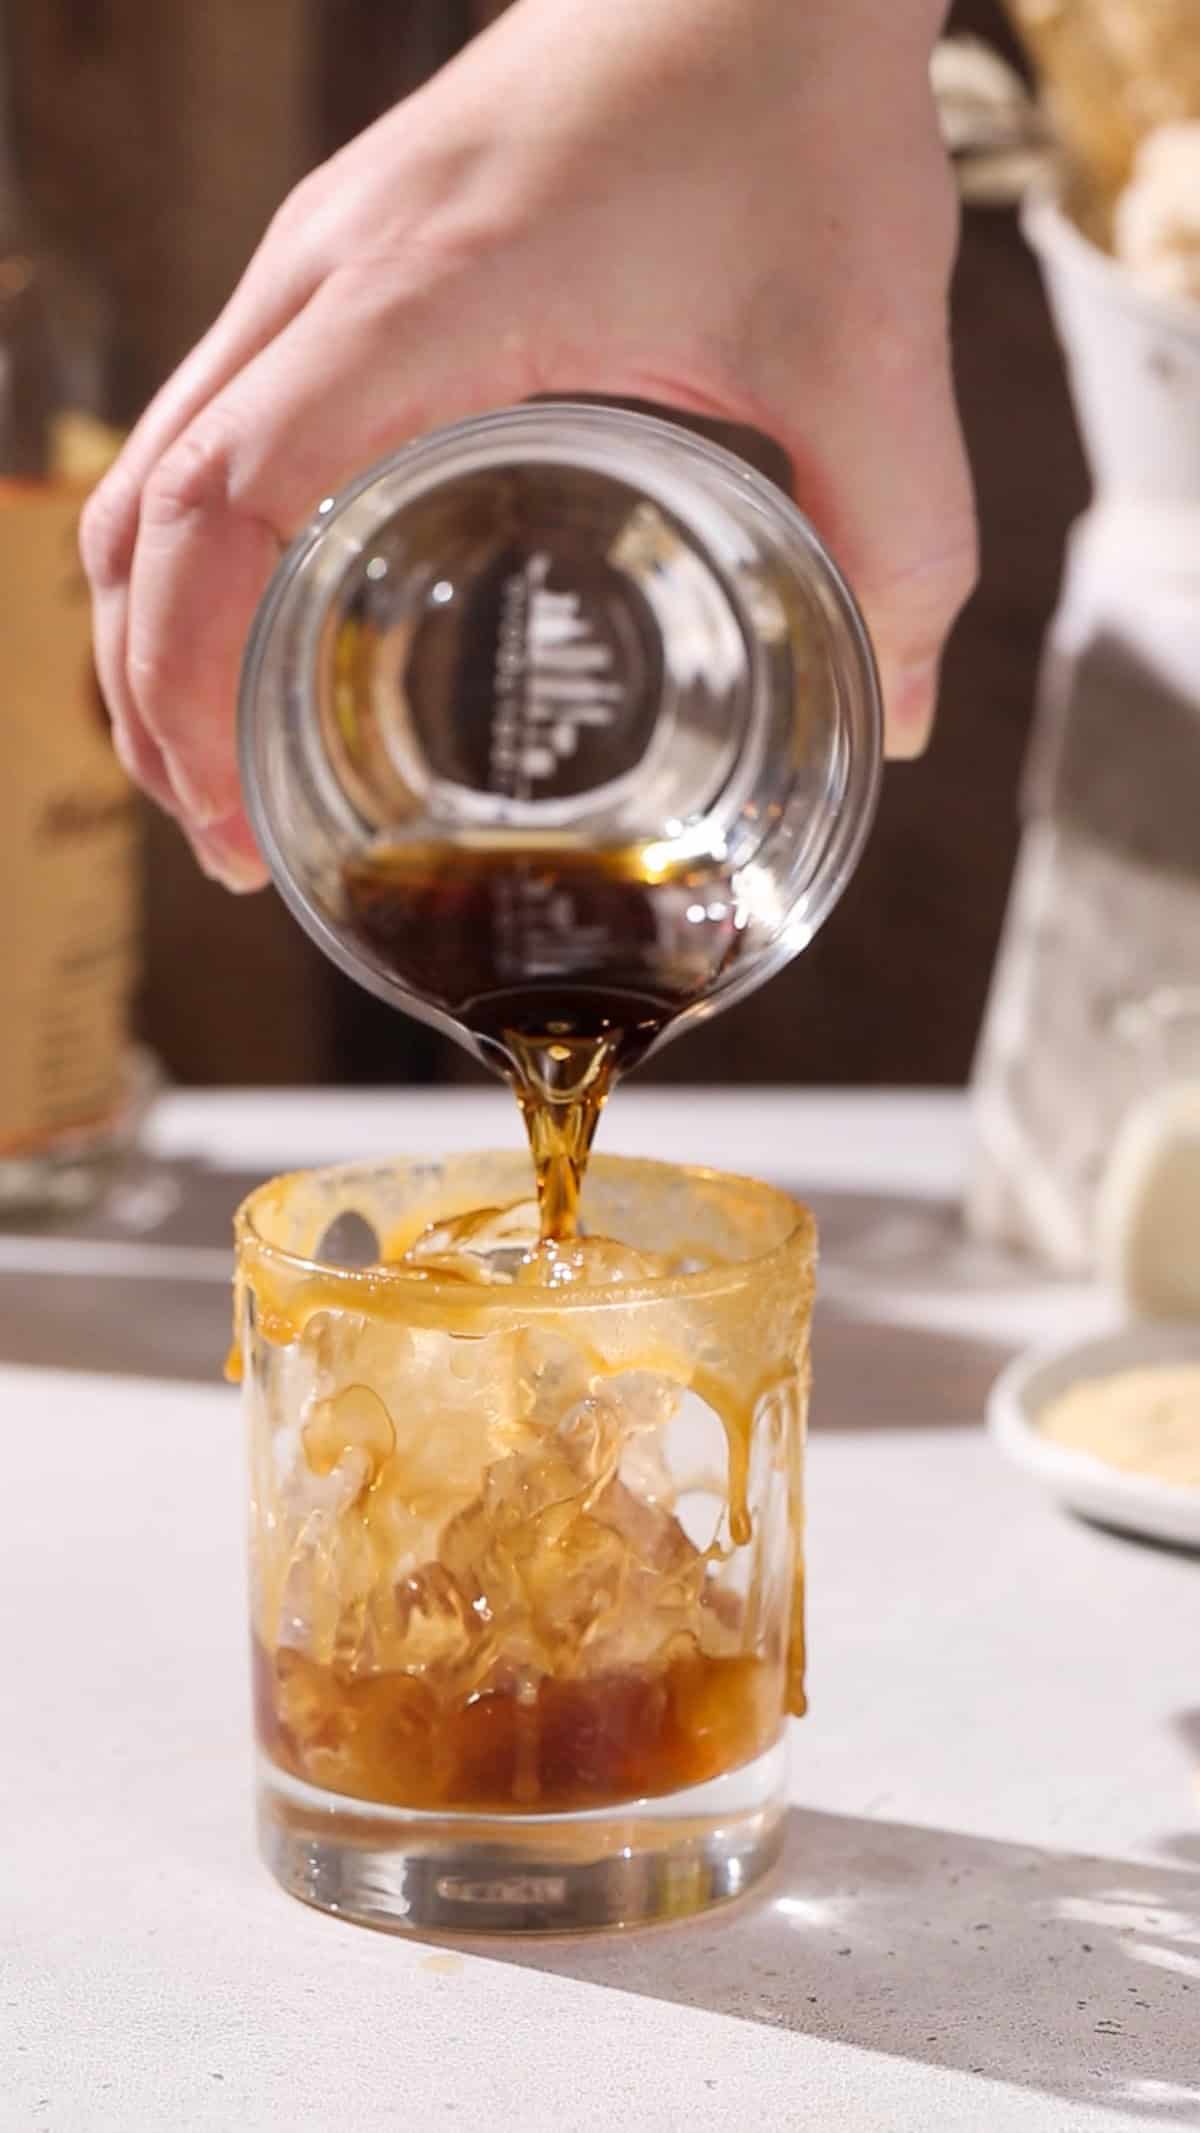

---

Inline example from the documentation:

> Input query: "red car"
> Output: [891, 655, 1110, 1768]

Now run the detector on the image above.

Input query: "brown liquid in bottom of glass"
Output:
[253, 1639, 780, 1814]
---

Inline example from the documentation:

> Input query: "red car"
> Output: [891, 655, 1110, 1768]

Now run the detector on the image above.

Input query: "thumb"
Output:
[778, 331, 977, 758]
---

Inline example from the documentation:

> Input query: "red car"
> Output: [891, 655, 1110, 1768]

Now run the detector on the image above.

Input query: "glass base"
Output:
[257, 1740, 787, 1935]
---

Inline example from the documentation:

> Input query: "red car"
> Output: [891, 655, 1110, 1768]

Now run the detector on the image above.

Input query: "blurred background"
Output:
[5, 0, 1085, 1093]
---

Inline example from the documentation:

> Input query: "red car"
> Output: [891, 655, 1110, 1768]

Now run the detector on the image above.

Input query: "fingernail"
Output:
[169, 759, 237, 831]
[888, 656, 941, 760]
[192, 815, 266, 893]
[161, 749, 239, 829]
[111, 721, 175, 809]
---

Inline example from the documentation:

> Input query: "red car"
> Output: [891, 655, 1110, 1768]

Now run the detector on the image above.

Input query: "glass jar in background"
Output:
[967, 166, 1200, 1277]
[0, 46, 146, 1217]
[238, 1151, 814, 1934]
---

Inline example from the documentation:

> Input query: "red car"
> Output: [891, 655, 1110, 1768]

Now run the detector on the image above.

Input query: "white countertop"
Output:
[5, 1089, 1199, 2133]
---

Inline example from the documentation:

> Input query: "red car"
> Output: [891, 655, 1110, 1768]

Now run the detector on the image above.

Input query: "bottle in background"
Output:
[0, 56, 144, 1216]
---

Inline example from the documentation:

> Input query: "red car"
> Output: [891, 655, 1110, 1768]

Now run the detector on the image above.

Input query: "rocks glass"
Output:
[236, 1150, 814, 1934]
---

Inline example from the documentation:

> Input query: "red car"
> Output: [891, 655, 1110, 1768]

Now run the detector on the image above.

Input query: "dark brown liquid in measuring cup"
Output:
[342, 840, 745, 1237]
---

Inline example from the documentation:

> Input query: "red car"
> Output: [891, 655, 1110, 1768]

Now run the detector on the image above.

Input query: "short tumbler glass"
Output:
[236, 1152, 814, 1934]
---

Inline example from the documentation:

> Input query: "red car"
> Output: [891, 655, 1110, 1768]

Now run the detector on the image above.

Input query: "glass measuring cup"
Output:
[238, 402, 882, 1062]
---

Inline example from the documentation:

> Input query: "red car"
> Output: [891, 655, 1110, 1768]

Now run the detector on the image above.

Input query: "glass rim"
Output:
[234, 1149, 816, 1314]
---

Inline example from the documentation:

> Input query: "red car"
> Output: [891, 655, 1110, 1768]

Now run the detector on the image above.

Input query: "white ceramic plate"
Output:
[988, 1323, 1200, 1551]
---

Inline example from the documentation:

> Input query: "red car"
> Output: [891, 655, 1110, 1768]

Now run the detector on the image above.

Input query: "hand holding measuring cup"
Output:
[79, 0, 976, 888]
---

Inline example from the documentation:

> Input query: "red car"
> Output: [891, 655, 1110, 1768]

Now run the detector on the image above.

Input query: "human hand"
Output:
[81, 0, 975, 889]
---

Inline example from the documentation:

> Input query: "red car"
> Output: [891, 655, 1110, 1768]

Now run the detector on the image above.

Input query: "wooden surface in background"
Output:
[9, 0, 320, 419]
[7, 0, 1089, 1086]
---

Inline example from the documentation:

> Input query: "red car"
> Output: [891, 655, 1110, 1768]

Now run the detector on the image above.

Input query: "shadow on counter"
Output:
[0, 1159, 259, 1384]
[478, 1803, 1200, 2125]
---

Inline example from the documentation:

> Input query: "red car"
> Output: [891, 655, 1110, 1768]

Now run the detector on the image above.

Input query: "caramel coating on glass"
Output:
[236, 1163, 812, 1811]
